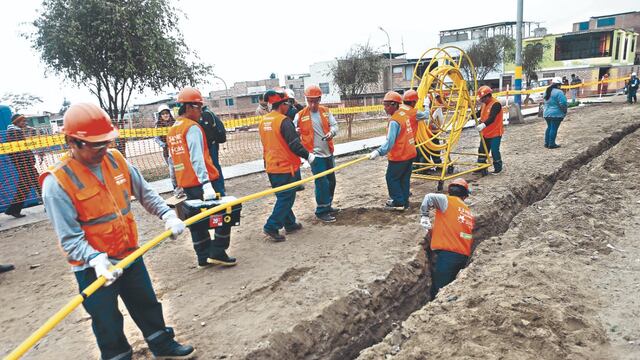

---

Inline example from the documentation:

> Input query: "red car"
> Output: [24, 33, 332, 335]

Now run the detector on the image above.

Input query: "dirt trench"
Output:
[239, 104, 640, 359]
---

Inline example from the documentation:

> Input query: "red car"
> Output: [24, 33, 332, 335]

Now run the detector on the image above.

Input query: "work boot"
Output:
[148, 328, 196, 360]
[4, 210, 25, 218]
[0, 264, 15, 273]
[328, 207, 341, 214]
[384, 200, 406, 211]
[264, 229, 286, 242]
[285, 222, 303, 234]
[316, 213, 336, 223]
[207, 252, 237, 267]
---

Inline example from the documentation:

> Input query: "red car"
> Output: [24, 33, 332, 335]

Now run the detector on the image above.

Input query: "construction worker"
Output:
[167, 87, 236, 267]
[368, 91, 417, 210]
[420, 178, 474, 299]
[401, 89, 419, 136]
[256, 93, 270, 115]
[475, 86, 503, 174]
[40, 103, 194, 360]
[294, 85, 339, 223]
[154, 104, 180, 196]
[259, 89, 315, 241]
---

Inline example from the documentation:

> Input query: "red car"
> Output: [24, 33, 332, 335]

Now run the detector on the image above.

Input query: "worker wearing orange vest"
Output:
[475, 86, 504, 174]
[293, 85, 340, 223]
[401, 89, 419, 136]
[167, 87, 236, 268]
[40, 103, 194, 360]
[259, 89, 315, 242]
[368, 91, 417, 210]
[420, 178, 474, 299]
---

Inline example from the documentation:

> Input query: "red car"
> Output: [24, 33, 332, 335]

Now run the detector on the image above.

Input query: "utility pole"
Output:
[213, 74, 230, 115]
[379, 26, 392, 91]
[514, 0, 523, 107]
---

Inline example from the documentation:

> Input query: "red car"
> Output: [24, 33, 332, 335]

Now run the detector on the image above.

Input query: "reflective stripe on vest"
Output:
[297, 106, 335, 154]
[167, 117, 219, 188]
[388, 109, 417, 161]
[40, 149, 139, 265]
[259, 111, 301, 174]
[431, 196, 475, 256]
[480, 97, 504, 138]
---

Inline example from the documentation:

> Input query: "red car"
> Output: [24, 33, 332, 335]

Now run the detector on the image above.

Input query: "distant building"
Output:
[303, 61, 342, 104]
[573, 11, 640, 65]
[284, 73, 310, 102]
[208, 78, 279, 116]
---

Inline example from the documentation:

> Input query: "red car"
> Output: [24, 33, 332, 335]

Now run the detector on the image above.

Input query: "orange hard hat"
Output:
[264, 88, 290, 105]
[383, 91, 403, 104]
[304, 85, 322, 98]
[403, 89, 419, 102]
[449, 178, 469, 191]
[177, 86, 204, 104]
[62, 103, 119, 142]
[477, 85, 493, 99]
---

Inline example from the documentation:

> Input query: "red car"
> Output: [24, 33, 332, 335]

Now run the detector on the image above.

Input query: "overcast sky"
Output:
[1, 0, 637, 113]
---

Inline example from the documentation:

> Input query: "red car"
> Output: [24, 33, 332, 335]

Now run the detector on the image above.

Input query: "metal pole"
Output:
[514, 0, 523, 107]
[379, 26, 392, 91]
[213, 74, 230, 115]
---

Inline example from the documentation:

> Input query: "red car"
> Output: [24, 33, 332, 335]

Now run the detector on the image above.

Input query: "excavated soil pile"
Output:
[1, 97, 639, 359]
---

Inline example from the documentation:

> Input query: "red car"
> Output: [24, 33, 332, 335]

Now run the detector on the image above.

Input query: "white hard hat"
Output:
[552, 77, 563, 85]
[157, 104, 171, 113]
[284, 88, 295, 99]
[632, 72, 637, 77]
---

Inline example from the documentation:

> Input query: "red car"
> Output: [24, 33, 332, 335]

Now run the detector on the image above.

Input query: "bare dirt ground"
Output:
[1, 96, 639, 359]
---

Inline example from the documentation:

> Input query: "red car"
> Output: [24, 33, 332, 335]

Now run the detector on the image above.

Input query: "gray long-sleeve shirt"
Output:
[293, 110, 339, 158]
[420, 193, 449, 216]
[42, 160, 172, 272]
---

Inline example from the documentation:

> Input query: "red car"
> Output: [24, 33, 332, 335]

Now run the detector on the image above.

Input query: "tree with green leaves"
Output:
[461, 35, 514, 83]
[29, 0, 212, 122]
[330, 42, 384, 139]
[1, 93, 43, 113]
[521, 42, 548, 87]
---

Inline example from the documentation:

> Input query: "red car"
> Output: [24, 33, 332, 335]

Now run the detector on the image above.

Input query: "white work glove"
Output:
[162, 210, 185, 239]
[368, 150, 380, 160]
[476, 123, 486, 131]
[322, 131, 334, 141]
[202, 182, 217, 201]
[420, 216, 432, 231]
[88, 253, 122, 286]
[307, 153, 316, 165]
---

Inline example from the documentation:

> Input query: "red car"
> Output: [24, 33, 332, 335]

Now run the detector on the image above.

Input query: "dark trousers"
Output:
[544, 117, 563, 147]
[264, 170, 300, 232]
[478, 136, 502, 172]
[6, 164, 41, 215]
[310, 156, 336, 216]
[208, 145, 225, 194]
[75, 258, 175, 360]
[628, 88, 637, 103]
[386, 159, 413, 207]
[430, 250, 469, 299]
[184, 182, 231, 264]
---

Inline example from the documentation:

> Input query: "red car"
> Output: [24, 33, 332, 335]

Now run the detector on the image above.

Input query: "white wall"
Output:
[304, 60, 341, 104]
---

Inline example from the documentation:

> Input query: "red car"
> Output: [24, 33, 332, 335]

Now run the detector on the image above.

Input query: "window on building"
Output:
[578, 22, 589, 31]
[623, 37, 628, 60]
[596, 17, 615, 28]
[392, 66, 403, 74]
[404, 65, 413, 81]
[224, 98, 234, 106]
[319, 82, 330, 94]
[542, 72, 555, 78]
[555, 31, 613, 60]
[631, 37, 636, 53]
[614, 35, 620, 60]
[251, 95, 260, 104]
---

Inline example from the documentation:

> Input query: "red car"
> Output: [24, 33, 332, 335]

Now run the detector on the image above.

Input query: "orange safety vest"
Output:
[400, 104, 419, 137]
[259, 111, 301, 174]
[297, 106, 335, 154]
[388, 108, 417, 161]
[431, 195, 475, 256]
[167, 117, 219, 188]
[39, 150, 138, 265]
[479, 97, 504, 139]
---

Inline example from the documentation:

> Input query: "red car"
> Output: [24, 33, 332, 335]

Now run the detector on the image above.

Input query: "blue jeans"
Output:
[478, 136, 502, 172]
[310, 156, 336, 216]
[430, 250, 469, 299]
[544, 117, 563, 147]
[184, 182, 231, 263]
[75, 258, 175, 360]
[628, 88, 637, 103]
[208, 145, 225, 194]
[264, 170, 300, 232]
[386, 159, 413, 206]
